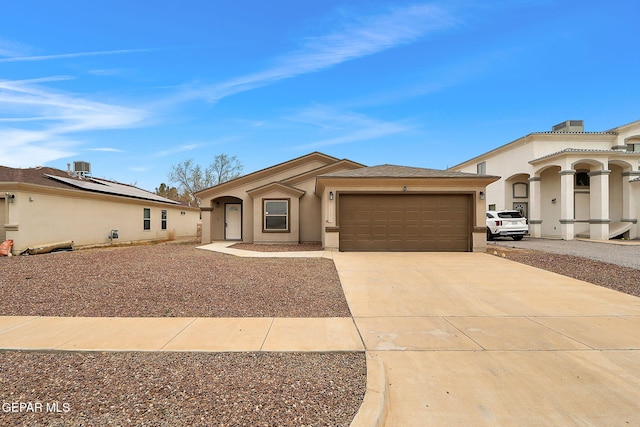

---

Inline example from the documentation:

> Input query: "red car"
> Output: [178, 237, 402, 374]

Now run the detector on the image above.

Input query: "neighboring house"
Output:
[450, 119, 640, 240]
[0, 163, 200, 254]
[196, 152, 498, 252]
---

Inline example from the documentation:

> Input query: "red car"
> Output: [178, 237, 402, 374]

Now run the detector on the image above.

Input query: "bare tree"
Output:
[208, 153, 243, 185]
[167, 154, 243, 206]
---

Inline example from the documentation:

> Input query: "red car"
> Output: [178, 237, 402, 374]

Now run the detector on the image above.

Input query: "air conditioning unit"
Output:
[551, 120, 584, 133]
[73, 161, 92, 177]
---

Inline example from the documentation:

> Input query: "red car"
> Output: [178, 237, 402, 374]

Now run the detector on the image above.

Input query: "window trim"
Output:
[143, 208, 151, 230]
[263, 198, 290, 233]
[161, 209, 167, 230]
[512, 182, 529, 199]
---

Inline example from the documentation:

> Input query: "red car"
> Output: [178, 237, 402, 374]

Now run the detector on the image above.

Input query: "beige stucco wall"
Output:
[454, 134, 619, 211]
[2, 186, 200, 254]
[453, 128, 640, 239]
[199, 159, 330, 244]
[251, 190, 301, 244]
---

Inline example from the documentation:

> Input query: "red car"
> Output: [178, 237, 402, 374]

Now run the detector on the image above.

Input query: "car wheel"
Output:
[486, 228, 494, 241]
[512, 235, 523, 241]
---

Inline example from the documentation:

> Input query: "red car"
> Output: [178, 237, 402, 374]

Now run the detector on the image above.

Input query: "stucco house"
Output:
[196, 152, 498, 252]
[0, 162, 200, 254]
[449, 119, 640, 240]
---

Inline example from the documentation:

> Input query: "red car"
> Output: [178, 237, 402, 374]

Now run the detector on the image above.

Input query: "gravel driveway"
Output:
[489, 237, 640, 269]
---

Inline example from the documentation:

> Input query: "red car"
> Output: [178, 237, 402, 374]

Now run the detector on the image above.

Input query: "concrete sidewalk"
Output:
[0, 316, 363, 352]
[198, 241, 334, 258]
[333, 252, 640, 426]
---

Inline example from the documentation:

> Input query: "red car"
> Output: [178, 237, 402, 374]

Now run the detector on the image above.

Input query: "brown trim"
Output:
[262, 198, 291, 233]
[196, 152, 340, 198]
[246, 181, 305, 198]
[284, 159, 365, 186]
[325, 226, 339, 232]
[473, 226, 486, 233]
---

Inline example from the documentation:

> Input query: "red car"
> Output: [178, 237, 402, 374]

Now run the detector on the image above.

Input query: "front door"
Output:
[225, 203, 242, 240]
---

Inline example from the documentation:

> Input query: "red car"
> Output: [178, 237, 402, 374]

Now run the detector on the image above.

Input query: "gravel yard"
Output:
[0, 242, 350, 317]
[0, 351, 366, 427]
[2, 239, 638, 426]
[488, 245, 640, 298]
[489, 237, 640, 270]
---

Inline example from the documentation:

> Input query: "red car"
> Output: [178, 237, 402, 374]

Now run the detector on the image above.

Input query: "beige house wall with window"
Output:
[197, 153, 360, 245]
[0, 184, 200, 254]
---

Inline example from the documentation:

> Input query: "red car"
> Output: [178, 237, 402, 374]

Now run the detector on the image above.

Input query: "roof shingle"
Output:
[319, 164, 494, 179]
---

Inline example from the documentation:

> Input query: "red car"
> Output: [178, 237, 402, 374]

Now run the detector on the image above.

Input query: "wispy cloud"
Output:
[289, 104, 411, 150]
[0, 78, 148, 167]
[154, 143, 202, 158]
[87, 147, 125, 153]
[0, 48, 160, 63]
[178, 3, 457, 103]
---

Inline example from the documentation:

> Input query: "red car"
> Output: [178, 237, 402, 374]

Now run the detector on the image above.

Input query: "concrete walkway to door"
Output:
[333, 252, 640, 426]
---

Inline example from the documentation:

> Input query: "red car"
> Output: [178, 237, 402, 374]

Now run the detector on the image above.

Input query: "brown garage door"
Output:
[339, 194, 472, 252]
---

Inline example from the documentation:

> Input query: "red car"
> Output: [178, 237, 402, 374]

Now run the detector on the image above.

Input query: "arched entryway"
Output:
[210, 196, 243, 241]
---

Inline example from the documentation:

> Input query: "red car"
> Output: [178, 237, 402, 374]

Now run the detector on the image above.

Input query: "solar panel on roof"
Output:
[44, 174, 180, 204]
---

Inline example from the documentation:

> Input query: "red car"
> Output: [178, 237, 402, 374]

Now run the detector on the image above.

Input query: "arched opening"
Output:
[539, 166, 561, 237]
[210, 196, 243, 241]
[504, 173, 530, 218]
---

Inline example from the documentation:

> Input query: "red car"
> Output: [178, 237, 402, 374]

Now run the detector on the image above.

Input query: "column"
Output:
[200, 206, 213, 244]
[589, 169, 611, 240]
[621, 171, 639, 239]
[559, 170, 575, 240]
[528, 176, 542, 237]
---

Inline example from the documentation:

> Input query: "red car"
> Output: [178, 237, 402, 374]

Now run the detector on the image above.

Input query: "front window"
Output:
[143, 208, 151, 230]
[627, 143, 640, 152]
[575, 171, 590, 188]
[161, 210, 167, 230]
[264, 199, 289, 231]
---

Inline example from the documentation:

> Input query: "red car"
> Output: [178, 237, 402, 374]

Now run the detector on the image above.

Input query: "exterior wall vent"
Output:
[552, 120, 584, 133]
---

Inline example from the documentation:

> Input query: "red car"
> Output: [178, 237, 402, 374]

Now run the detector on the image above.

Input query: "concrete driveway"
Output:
[333, 252, 640, 426]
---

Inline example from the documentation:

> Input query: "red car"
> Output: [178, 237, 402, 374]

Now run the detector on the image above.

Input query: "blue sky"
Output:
[1, 0, 639, 191]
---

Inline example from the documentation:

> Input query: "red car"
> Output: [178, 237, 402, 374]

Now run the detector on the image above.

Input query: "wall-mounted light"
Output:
[403, 186, 408, 192]
[551, 198, 557, 204]
[5, 193, 15, 203]
[29, 197, 34, 202]
[215, 201, 220, 208]
[479, 191, 485, 200]
[329, 191, 334, 200]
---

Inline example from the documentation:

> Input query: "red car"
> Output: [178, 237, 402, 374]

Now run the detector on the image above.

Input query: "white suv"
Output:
[486, 210, 528, 241]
